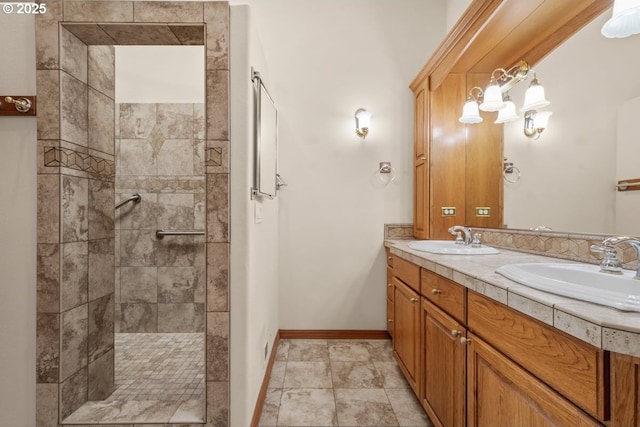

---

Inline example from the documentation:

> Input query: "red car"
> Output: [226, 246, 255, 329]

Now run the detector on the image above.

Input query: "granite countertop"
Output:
[384, 238, 640, 358]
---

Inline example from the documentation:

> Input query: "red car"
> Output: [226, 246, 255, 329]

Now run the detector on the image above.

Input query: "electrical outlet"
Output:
[475, 207, 491, 217]
[441, 207, 456, 216]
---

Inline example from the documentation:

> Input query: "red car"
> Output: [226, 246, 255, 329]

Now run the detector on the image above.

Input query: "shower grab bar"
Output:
[156, 229, 205, 239]
[115, 193, 141, 210]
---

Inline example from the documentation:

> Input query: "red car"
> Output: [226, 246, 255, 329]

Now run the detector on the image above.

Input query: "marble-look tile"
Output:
[59, 366, 88, 420]
[64, 24, 117, 46]
[207, 381, 229, 427]
[329, 341, 371, 362]
[434, 264, 453, 280]
[117, 303, 157, 333]
[88, 348, 114, 401]
[119, 103, 157, 139]
[120, 230, 156, 266]
[194, 265, 206, 304]
[473, 280, 508, 304]
[60, 27, 87, 83]
[158, 140, 195, 176]
[37, 174, 60, 244]
[206, 174, 229, 242]
[275, 340, 290, 361]
[603, 328, 640, 357]
[386, 388, 433, 427]
[367, 340, 395, 362]
[205, 140, 229, 174]
[194, 104, 205, 139]
[331, 362, 384, 389]
[207, 242, 229, 311]
[102, 24, 182, 45]
[158, 303, 204, 333]
[268, 361, 286, 389]
[284, 361, 332, 388]
[169, 398, 205, 423]
[278, 388, 337, 427]
[60, 304, 88, 382]
[157, 104, 196, 139]
[156, 235, 203, 267]
[118, 139, 157, 176]
[88, 45, 115, 98]
[287, 340, 329, 362]
[88, 88, 115, 155]
[88, 293, 114, 362]
[554, 309, 602, 347]
[507, 292, 554, 326]
[36, 383, 58, 427]
[62, 0, 134, 22]
[37, 244, 60, 313]
[170, 24, 206, 45]
[206, 70, 229, 140]
[37, 70, 61, 139]
[334, 388, 398, 426]
[557, 302, 640, 333]
[62, 175, 89, 242]
[120, 266, 157, 303]
[36, 313, 59, 383]
[35, 2, 62, 70]
[134, 1, 203, 22]
[373, 361, 410, 389]
[61, 241, 88, 312]
[60, 72, 88, 147]
[157, 193, 195, 230]
[88, 238, 114, 301]
[158, 266, 198, 303]
[193, 140, 205, 175]
[62, 399, 182, 424]
[117, 192, 157, 230]
[89, 178, 115, 239]
[258, 388, 282, 427]
[204, 2, 229, 70]
[207, 312, 229, 381]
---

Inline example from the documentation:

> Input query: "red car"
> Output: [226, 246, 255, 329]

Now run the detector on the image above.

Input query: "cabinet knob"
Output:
[410, 298, 418, 303]
[431, 289, 441, 295]
[419, 156, 426, 160]
[387, 283, 393, 288]
[388, 256, 393, 261]
[460, 337, 472, 345]
[450, 330, 462, 337]
[388, 319, 393, 323]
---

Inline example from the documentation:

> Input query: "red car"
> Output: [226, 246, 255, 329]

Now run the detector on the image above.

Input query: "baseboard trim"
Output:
[278, 329, 390, 340]
[249, 331, 281, 427]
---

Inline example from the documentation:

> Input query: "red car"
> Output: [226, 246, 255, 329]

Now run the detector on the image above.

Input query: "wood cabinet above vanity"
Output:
[411, 0, 612, 239]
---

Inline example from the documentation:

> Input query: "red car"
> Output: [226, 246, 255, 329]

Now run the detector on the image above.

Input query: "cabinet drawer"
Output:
[467, 291, 607, 421]
[389, 254, 420, 292]
[421, 269, 466, 323]
[386, 268, 394, 301]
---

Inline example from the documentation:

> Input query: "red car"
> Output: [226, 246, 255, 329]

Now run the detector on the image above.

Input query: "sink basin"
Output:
[496, 263, 640, 312]
[408, 240, 499, 255]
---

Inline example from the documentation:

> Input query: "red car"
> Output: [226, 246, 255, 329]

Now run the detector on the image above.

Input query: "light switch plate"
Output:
[441, 207, 456, 216]
[254, 202, 263, 224]
[475, 207, 491, 217]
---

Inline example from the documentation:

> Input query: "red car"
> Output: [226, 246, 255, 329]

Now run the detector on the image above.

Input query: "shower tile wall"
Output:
[115, 103, 205, 333]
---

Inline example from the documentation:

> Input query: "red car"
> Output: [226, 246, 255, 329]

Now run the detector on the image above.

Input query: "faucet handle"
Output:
[471, 233, 482, 248]
[454, 231, 465, 245]
[590, 245, 623, 274]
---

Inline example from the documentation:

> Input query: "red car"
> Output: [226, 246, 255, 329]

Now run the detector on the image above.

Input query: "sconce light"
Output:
[523, 110, 552, 139]
[458, 87, 484, 124]
[355, 108, 372, 139]
[602, 0, 640, 38]
[521, 73, 550, 111]
[494, 93, 519, 124]
[479, 71, 506, 112]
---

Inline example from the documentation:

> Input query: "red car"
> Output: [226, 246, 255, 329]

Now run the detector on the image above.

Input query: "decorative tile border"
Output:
[116, 176, 205, 193]
[384, 223, 413, 240]
[205, 147, 222, 167]
[44, 146, 115, 177]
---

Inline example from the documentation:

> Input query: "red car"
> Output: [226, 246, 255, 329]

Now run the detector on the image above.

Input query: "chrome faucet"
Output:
[448, 226, 472, 245]
[594, 236, 640, 279]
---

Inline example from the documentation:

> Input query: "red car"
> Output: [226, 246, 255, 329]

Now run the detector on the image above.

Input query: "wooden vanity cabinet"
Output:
[413, 79, 429, 240]
[610, 352, 640, 427]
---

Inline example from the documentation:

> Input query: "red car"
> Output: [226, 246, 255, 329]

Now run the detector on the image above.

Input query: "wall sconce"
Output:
[355, 108, 371, 139]
[602, 0, 640, 38]
[459, 87, 484, 124]
[494, 93, 519, 124]
[523, 110, 552, 139]
[521, 73, 550, 111]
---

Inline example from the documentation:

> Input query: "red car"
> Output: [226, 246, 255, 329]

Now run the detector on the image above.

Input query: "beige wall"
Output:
[0, 13, 37, 427]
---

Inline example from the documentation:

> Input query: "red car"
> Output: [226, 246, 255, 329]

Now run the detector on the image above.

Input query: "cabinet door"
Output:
[611, 352, 640, 427]
[421, 299, 465, 427]
[414, 79, 429, 239]
[393, 277, 421, 394]
[467, 333, 603, 427]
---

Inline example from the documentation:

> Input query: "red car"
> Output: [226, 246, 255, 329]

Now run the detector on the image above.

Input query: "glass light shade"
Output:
[459, 100, 483, 124]
[355, 109, 371, 129]
[479, 84, 505, 112]
[602, 0, 640, 38]
[494, 100, 519, 124]
[533, 110, 552, 129]
[521, 83, 550, 111]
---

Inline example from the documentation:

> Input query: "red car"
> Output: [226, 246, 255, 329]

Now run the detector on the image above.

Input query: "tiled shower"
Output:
[35, 2, 231, 426]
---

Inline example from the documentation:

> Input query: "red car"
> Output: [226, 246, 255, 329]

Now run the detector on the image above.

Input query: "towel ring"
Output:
[504, 165, 521, 183]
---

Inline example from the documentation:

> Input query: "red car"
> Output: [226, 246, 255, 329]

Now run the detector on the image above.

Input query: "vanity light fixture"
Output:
[355, 108, 372, 139]
[494, 93, 519, 124]
[521, 73, 550, 111]
[479, 71, 506, 112]
[602, 0, 640, 38]
[523, 110, 552, 139]
[459, 86, 484, 124]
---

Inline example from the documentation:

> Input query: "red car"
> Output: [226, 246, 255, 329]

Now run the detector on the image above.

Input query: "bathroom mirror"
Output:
[252, 70, 278, 199]
[498, 9, 640, 236]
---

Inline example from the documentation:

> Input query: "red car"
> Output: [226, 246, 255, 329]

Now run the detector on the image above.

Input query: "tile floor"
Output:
[258, 339, 434, 427]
